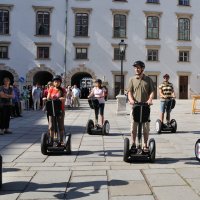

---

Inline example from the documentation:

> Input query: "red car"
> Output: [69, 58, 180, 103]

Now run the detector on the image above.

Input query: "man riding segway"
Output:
[123, 60, 156, 162]
[156, 74, 177, 133]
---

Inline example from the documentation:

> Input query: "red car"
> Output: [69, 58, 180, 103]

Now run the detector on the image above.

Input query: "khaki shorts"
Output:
[130, 109, 150, 134]
[49, 112, 65, 132]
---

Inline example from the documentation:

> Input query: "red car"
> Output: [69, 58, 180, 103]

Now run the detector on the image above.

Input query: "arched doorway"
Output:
[33, 71, 53, 86]
[71, 72, 93, 98]
[0, 70, 14, 85]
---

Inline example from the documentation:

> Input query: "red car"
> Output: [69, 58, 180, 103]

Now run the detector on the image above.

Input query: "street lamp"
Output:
[118, 39, 127, 95]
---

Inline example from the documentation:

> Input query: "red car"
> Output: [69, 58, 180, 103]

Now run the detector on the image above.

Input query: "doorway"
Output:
[0, 70, 14, 85]
[179, 76, 188, 99]
[33, 71, 53, 86]
[71, 72, 93, 98]
[148, 75, 157, 99]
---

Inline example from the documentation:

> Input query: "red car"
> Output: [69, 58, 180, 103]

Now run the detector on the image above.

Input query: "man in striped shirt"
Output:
[159, 74, 176, 125]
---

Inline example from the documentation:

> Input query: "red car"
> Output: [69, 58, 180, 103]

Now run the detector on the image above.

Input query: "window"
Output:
[0, 46, 8, 59]
[147, 0, 159, 3]
[36, 11, 50, 35]
[35, 42, 51, 59]
[147, 16, 159, 39]
[0, 9, 9, 34]
[76, 48, 88, 59]
[179, 51, 189, 62]
[113, 14, 126, 38]
[147, 49, 158, 61]
[178, 18, 190, 40]
[178, 0, 190, 6]
[75, 13, 88, 36]
[114, 48, 125, 60]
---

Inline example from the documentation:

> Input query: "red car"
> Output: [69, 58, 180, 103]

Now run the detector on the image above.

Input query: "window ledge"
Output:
[145, 2, 160, 5]
[145, 38, 160, 40]
[112, 36, 128, 39]
[74, 36, 90, 38]
[35, 58, 51, 60]
[74, 59, 89, 61]
[0, 34, 11, 36]
[112, 0, 128, 3]
[0, 58, 9, 60]
[146, 60, 160, 62]
[177, 4, 191, 7]
[34, 34, 51, 37]
[177, 39, 191, 42]
[177, 61, 190, 63]
[112, 59, 127, 62]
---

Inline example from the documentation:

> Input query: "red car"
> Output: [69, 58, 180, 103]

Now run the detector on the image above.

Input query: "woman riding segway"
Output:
[47, 75, 66, 146]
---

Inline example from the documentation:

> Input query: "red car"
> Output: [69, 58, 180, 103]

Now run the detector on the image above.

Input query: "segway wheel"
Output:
[123, 138, 130, 162]
[148, 138, 156, 163]
[170, 119, 177, 133]
[102, 120, 110, 135]
[155, 119, 162, 134]
[86, 119, 94, 135]
[65, 133, 71, 154]
[41, 132, 48, 155]
[195, 139, 200, 162]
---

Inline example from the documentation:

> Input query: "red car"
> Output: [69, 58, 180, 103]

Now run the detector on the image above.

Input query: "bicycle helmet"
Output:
[163, 74, 170, 78]
[95, 79, 102, 84]
[52, 75, 62, 83]
[133, 60, 145, 69]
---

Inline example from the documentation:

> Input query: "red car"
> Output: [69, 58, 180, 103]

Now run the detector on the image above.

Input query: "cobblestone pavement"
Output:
[0, 99, 200, 200]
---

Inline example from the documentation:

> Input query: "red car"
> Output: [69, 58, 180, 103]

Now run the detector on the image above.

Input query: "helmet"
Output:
[95, 79, 102, 84]
[133, 60, 145, 69]
[52, 75, 62, 83]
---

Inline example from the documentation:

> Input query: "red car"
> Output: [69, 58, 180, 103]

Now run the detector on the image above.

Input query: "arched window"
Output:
[178, 18, 190, 40]
[147, 16, 159, 39]
[36, 11, 50, 35]
[113, 14, 126, 38]
[0, 9, 9, 34]
[75, 13, 88, 36]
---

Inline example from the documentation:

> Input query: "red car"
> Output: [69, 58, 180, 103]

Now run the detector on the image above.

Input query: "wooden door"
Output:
[148, 75, 157, 99]
[179, 76, 188, 99]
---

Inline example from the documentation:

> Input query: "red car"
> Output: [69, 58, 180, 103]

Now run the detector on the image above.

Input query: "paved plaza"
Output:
[0, 99, 200, 200]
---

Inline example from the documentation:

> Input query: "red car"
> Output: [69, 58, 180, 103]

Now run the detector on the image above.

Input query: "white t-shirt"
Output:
[92, 87, 105, 104]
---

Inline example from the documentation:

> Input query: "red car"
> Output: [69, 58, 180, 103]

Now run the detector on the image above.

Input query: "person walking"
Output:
[0, 77, 14, 134]
[127, 61, 155, 151]
[12, 82, 22, 117]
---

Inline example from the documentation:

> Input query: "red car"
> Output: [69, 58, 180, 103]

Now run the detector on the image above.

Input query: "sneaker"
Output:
[4, 130, 12, 134]
[0, 130, 4, 135]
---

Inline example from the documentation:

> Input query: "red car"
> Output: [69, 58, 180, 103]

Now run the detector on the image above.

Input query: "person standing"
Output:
[72, 85, 81, 107]
[159, 74, 176, 126]
[0, 77, 14, 134]
[127, 61, 155, 151]
[32, 83, 42, 110]
[12, 82, 22, 117]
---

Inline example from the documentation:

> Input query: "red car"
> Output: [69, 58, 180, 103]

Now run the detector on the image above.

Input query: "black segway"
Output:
[123, 102, 156, 163]
[155, 98, 177, 134]
[41, 99, 71, 155]
[195, 139, 200, 162]
[86, 98, 110, 135]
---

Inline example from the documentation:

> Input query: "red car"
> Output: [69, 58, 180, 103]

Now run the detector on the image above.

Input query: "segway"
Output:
[0, 155, 2, 188]
[41, 99, 71, 155]
[86, 98, 110, 135]
[195, 139, 200, 162]
[155, 98, 177, 133]
[123, 102, 156, 163]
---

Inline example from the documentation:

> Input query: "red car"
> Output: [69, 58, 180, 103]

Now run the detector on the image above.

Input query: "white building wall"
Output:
[0, 0, 66, 83]
[0, 0, 200, 98]
[67, 0, 200, 98]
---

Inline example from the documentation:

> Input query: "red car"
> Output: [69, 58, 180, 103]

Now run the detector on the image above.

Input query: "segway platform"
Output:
[123, 103, 156, 163]
[156, 99, 177, 134]
[195, 139, 200, 162]
[41, 100, 71, 155]
[86, 98, 110, 135]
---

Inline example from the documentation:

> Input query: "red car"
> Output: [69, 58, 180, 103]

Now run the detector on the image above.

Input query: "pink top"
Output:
[91, 87, 105, 104]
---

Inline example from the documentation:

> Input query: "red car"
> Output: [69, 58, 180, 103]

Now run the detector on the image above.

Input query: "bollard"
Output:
[0, 154, 2, 188]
